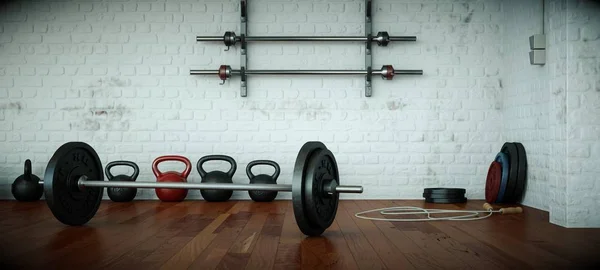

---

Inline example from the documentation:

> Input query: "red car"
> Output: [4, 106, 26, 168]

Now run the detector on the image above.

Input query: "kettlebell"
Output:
[152, 155, 191, 202]
[246, 160, 280, 202]
[105, 161, 140, 202]
[197, 155, 236, 202]
[11, 159, 43, 201]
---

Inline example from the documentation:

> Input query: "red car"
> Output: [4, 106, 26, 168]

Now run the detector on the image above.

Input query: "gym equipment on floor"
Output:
[43, 141, 363, 236]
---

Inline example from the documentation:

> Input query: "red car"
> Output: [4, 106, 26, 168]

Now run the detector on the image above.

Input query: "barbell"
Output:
[190, 65, 423, 84]
[196, 31, 417, 50]
[43, 141, 363, 236]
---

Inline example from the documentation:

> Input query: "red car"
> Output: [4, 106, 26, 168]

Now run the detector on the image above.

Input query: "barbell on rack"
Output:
[197, 31, 417, 50]
[43, 141, 363, 236]
[190, 65, 423, 84]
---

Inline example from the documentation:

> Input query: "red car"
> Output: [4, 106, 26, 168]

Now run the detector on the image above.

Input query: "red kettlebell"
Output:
[152, 155, 191, 202]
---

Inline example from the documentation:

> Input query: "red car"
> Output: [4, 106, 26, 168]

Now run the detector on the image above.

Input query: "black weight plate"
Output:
[423, 193, 467, 199]
[292, 141, 328, 236]
[500, 143, 519, 203]
[514, 142, 528, 203]
[425, 197, 467, 204]
[423, 188, 466, 196]
[303, 148, 339, 231]
[44, 142, 104, 226]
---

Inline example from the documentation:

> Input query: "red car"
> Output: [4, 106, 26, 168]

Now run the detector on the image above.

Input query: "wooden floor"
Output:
[1, 200, 599, 269]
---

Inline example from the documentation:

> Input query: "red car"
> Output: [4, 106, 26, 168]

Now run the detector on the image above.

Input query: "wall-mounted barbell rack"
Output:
[191, 65, 423, 84]
[196, 31, 417, 50]
[190, 0, 423, 97]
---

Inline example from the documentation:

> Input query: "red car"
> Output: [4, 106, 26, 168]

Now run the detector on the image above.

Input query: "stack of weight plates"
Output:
[423, 188, 467, 203]
[485, 142, 528, 204]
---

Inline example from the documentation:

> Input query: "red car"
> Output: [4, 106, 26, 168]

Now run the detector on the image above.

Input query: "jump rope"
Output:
[354, 203, 523, 222]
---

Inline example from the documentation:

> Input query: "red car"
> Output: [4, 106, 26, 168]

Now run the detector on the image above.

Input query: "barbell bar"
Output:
[190, 65, 423, 84]
[197, 31, 416, 50]
[39, 179, 363, 194]
[44, 141, 362, 236]
[78, 176, 363, 194]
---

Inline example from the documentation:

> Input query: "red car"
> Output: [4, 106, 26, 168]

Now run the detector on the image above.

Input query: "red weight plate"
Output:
[218, 65, 228, 81]
[384, 65, 394, 80]
[485, 161, 502, 204]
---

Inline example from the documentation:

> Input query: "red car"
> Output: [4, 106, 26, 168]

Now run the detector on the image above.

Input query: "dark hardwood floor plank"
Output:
[336, 201, 386, 270]
[245, 213, 284, 270]
[429, 218, 530, 269]
[464, 200, 600, 267]
[1, 202, 156, 263]
[107, 204, 231, 269]
[157, 201, 240, 270]
[85, 202, 225, 270]
[384, 200, 516, 270]
[363, 200, 449, 270]
[228, 213, 267, 254]
[272, 203, 302, 270]
[370, 200, 474, 269]
[399, 200, 571, 269]
[0, 200, 129, 241]
[216, 212, 269, 270]
[4, 201, 168, 269]
[296, 214, 360, 270]
[343, 200, 415, 270]
[391, 200, 530, 267]
[53, 202, 188, 269]
[187, 212, 254, 269]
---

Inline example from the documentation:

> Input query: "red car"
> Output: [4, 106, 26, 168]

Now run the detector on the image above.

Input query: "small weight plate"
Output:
[514, 142, 528, 203]
[423, 188, 466, 196]
[425, 197, 467, 204]
[494, 152, 509, 203]
[44, 142, 104, 226]
[303, 148, 339, 231]
[422, 193, 467, 199]
[485, 161, 502, 203]
[292, 141, 328, 236]
[500, 143, 519, 203]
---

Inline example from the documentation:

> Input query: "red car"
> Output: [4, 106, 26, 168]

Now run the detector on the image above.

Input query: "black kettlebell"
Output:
[12, 159, 43, 201]
[246, 160, 280, 202]
[197, 155, 236, 202]
[105, 161, 139, 202]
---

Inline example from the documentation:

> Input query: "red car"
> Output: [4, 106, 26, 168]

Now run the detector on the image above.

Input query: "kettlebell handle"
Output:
[105, 161, 140, 181]
[152, 155, 192, 178]
[246, 160, 280, 181]
[197, 155, 237, 178]
[24, 159, 32, 178]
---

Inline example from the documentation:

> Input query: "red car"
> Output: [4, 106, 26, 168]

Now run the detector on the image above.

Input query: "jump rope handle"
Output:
[482, 203, 523, 215]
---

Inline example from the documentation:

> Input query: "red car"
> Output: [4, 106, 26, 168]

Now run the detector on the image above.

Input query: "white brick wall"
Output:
[502, 0, 566, 219]
[0, 0, 504, 201]
[565, 0, 600, 228]
[503, 0, 600, 228]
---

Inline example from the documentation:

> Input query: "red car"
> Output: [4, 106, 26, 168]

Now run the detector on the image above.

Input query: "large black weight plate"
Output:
[44, 142, 104, 226]
[292, 141, 328, 236]
[500, 143, 519, 203]
[303, 148, 339, 231]
[514, 142, 528, 203]
[425, 197, 467, 204]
